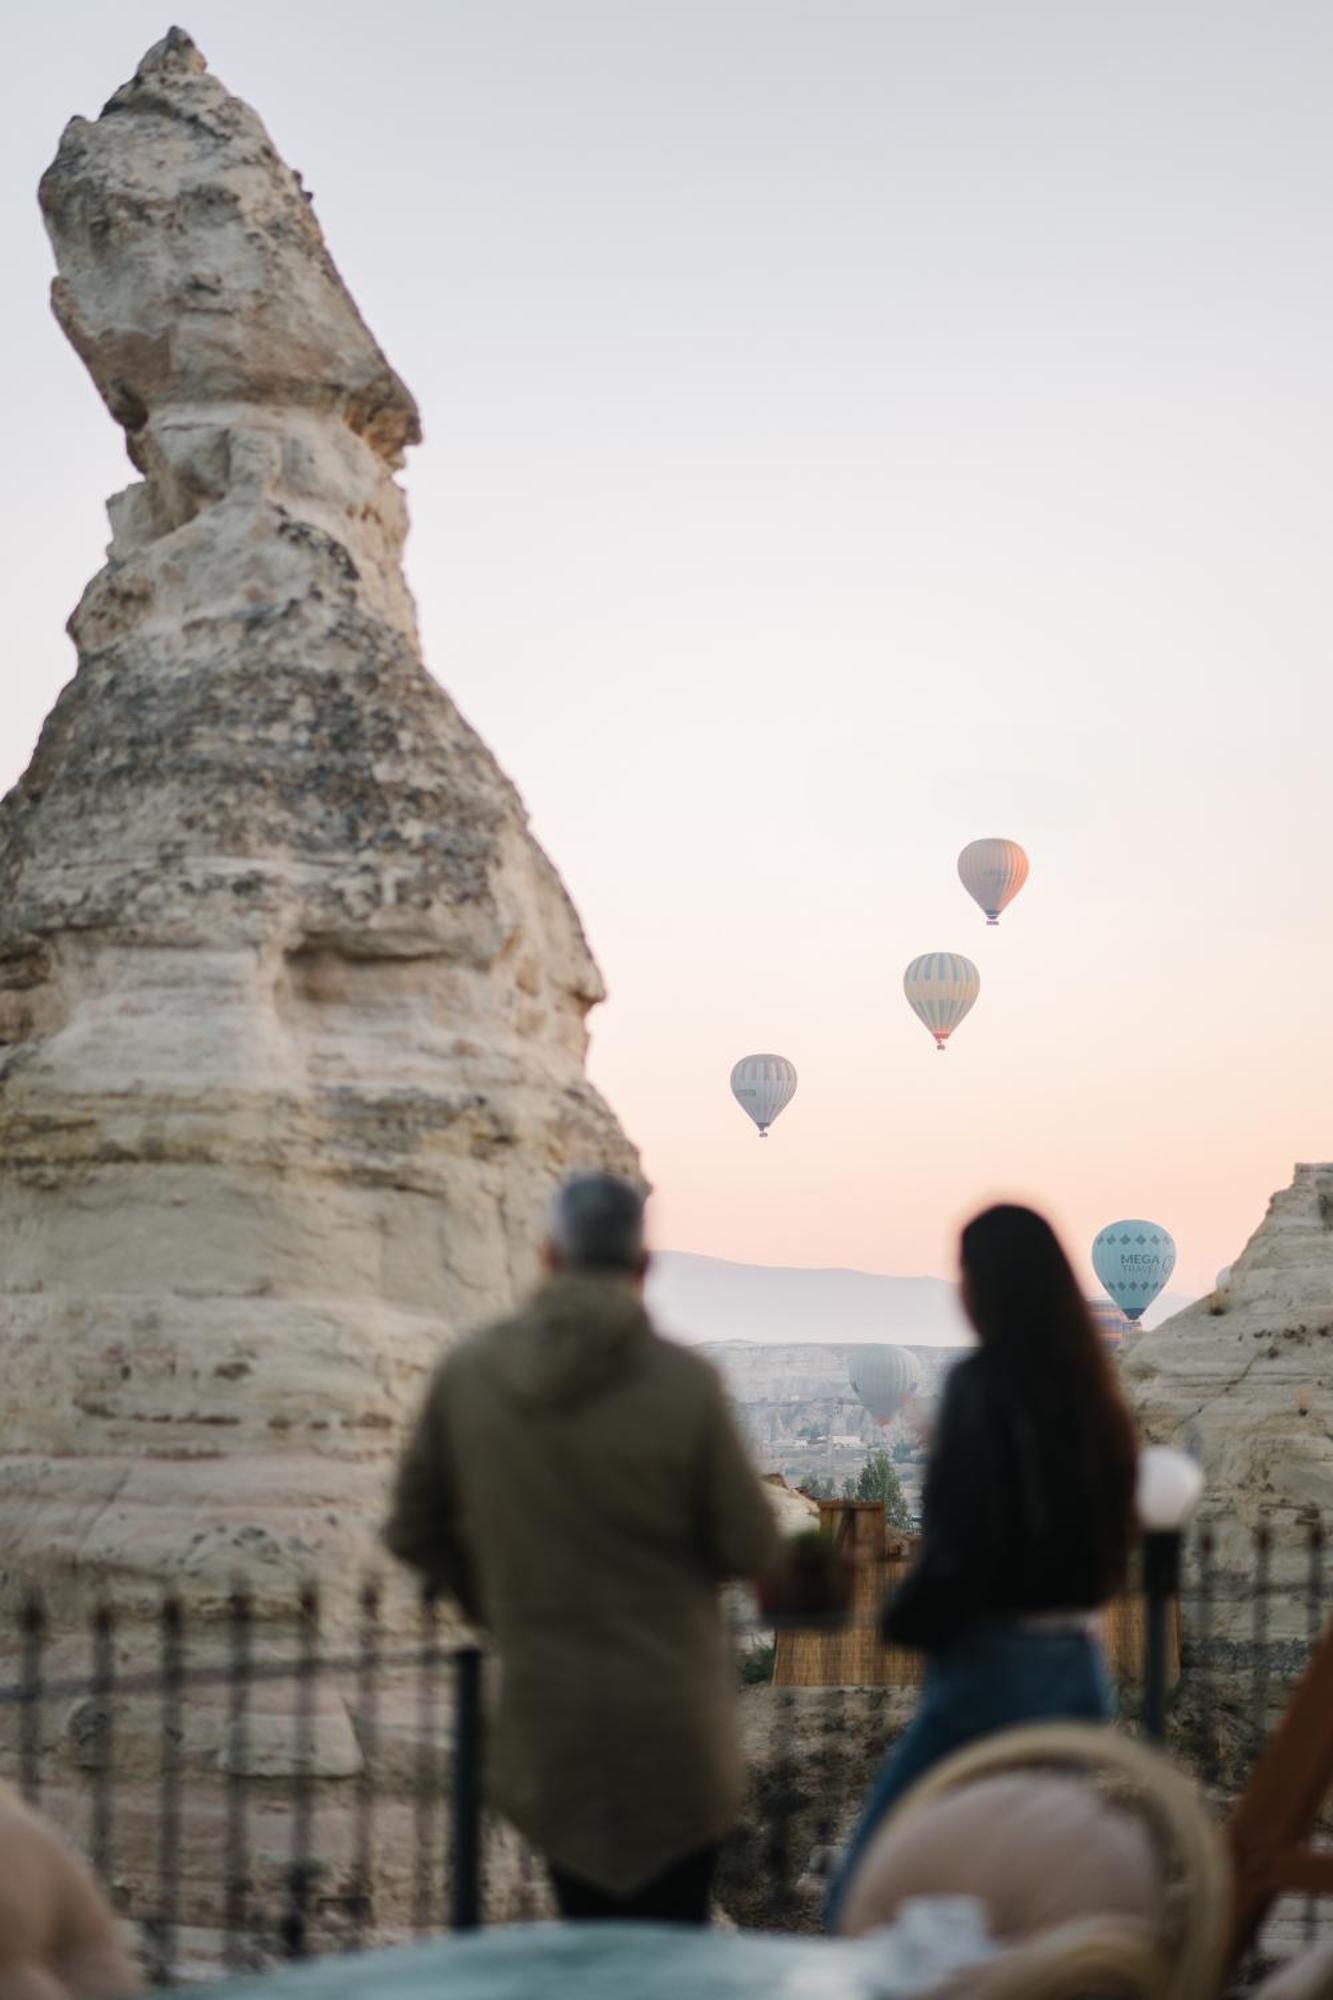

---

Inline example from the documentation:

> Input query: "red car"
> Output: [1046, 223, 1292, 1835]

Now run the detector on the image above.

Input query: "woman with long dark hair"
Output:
[826, 1203, 1139, 1928]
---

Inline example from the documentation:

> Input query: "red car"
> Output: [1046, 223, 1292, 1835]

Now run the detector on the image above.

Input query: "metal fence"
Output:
[1, 1524, 1329, 1983]
[2, 1583, 485, 1981]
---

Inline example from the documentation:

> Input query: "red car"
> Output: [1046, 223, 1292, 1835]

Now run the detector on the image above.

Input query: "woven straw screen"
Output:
[772, 1500, 1180, 1690]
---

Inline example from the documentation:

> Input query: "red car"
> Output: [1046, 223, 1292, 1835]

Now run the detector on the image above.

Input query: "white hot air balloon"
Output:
[849, 1345, 920, 1426]
[903, 953, 980, 1051]
[730, 1053, 797, 1137]
[958, 838, 1029, 925]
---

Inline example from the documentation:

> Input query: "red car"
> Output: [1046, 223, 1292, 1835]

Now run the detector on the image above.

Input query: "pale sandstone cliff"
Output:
[1126, 1164, 1333, 1519]
[0, 27, 638, 1620]
[1126, 1162, 1333, 1646]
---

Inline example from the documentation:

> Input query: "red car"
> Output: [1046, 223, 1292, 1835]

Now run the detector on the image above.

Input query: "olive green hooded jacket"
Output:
[383, 1272, 780, 1894]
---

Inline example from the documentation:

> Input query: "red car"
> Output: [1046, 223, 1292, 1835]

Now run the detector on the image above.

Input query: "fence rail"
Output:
[0, 1523, 1328, 1984]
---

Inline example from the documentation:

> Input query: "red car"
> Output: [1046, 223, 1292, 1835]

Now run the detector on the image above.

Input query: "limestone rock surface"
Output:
[1126, 1162, 1333, 1645]
[0, 27, 637, 1616]
[1126, 1164, 1333, 1520]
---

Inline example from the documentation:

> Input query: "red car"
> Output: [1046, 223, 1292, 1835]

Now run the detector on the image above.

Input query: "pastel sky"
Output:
[5, 3, 1330, 1302]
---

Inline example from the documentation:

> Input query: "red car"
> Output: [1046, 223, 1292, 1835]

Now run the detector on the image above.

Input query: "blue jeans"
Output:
[824, 1624, 1112, 1930]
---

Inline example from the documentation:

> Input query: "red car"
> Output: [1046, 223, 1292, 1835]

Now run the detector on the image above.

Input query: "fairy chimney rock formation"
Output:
[1126, 1163, 1333, 1633]
[0, 28, 637, 1614]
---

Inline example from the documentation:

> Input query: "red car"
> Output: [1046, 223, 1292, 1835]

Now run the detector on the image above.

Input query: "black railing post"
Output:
[1251, 1523, 1272, 1765]
[18, 1591, 46, 1806]
[1306, 1519, 1326, 1944]
[152, 1594, 185, 1987]
[1142, 1531, 1179, 1742]
[223, 1583, 254, 1975]
[350, 1578, 381, 1950]
[282, 1584, 320, 1961]
[413, 1592, 440, 1935]
[1196, 1529, 1218, 1790]
[90, 1599, 116, 1887]
[451, 1646, 483, 1932]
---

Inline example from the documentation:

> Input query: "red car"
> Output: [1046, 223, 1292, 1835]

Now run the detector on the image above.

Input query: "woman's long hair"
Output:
[960, 1203, 1139, 1596]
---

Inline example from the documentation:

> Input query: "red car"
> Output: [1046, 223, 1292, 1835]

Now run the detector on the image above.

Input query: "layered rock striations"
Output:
[0, 28, 637, 1615]
[1126, 1165, 1333, 1520]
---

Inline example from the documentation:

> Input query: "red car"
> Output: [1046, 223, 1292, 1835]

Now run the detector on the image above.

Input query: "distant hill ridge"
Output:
[647, 1248, 1190, 1349]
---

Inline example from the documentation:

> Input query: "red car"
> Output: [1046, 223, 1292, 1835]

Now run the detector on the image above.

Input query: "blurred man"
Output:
[384, 1172, 779, 1924]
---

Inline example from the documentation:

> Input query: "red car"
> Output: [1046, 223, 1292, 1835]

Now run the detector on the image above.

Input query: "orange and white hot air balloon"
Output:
[958, 838, 1029, 925]
[903, 953, 980, 1051]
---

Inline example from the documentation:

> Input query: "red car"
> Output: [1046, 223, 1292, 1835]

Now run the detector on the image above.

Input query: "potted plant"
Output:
[757, 1521, 856, 1629]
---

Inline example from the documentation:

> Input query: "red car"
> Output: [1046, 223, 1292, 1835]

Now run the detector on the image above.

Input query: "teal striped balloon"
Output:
[1092, 1221, 1177, 1322]
[903, 952, 980, 1050]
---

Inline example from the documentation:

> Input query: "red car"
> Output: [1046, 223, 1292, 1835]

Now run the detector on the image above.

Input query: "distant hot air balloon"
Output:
[849, 1345, 920, 1426]
[730, 1053, 797, 1137]
[958, 838, 1029, 925]
[1087, 1296, 1132, 1352]
[1215, 1266, 1233, 1292]
[903, 953, 980, 1050]
[1092, 1221, 1177, 1323]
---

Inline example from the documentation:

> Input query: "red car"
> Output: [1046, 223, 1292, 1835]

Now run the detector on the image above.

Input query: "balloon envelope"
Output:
[958, 838, 1029, 925]
[730, 1053, 797, 1136]
[849, 1345, 920, 1424]
[903, 953, 980, 1049]
[1092, 1221, 1177, 1322]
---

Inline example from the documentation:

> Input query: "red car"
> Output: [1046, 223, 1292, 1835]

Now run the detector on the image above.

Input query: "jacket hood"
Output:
[483, 1273, 653, 1411]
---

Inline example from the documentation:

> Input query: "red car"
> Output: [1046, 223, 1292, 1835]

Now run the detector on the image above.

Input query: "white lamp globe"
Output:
[1136, 1446, 1204, 1533]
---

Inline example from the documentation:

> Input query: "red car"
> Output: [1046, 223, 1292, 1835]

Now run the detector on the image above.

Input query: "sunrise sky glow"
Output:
[6, 2, 1330, 1301]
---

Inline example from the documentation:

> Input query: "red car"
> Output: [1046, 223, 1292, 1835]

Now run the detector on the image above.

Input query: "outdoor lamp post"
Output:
[1137, 1446, 1205, 1742]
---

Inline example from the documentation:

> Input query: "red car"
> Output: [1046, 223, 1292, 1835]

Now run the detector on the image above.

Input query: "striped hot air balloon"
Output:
[903, 953, 980, 1050]
[1092, 1221, 1177, 1322]
[958, 838, 1029, 925]
[730, 1053, 797, 1137]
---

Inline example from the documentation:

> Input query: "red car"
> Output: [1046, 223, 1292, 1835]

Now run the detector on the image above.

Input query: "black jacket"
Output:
[883, 1348, 1120, 1652]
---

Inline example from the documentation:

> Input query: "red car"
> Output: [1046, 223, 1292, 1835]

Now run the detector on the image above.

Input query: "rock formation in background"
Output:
[1127, 1162, 1333, 1656]
[0, 27, 638, 1619]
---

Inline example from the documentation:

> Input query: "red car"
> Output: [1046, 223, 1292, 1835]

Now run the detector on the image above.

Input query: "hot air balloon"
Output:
[958, 838, 1029, 925]
[1087, 1296, 1132, 1352]
[730, 1053, 797, 1137]
[1092, 1221, 1177, 1323]
[903, 953, 980, 1050]
[849, 1345, 920, 1426]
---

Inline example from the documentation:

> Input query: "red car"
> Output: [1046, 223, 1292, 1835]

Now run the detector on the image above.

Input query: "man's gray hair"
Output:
[547, 1173, 647, 1272]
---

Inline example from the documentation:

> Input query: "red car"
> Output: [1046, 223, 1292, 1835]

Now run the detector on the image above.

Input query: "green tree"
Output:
[852, 1449, 913, 1530]
[800, 1475, 836, 1501]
